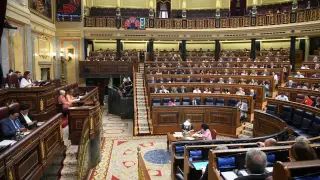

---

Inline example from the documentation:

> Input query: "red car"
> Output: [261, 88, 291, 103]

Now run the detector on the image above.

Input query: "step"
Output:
[66, 145, 78, 157]
[63, 156, 77, 166]
[60, 167, 78, 180]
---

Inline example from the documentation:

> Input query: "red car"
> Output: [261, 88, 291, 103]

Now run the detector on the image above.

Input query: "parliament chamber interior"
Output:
[0, 0, 320, 179]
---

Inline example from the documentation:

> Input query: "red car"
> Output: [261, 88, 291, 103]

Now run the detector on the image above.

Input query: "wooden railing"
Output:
[84, 8, 320, 28]
[0, 113, 64, 179]
[137, 147, 151, 180]
[77, 117, 90, 180]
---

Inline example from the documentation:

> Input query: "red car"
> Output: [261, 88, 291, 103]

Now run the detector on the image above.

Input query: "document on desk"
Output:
[173, 132, 183, 138]
[265, 167, 273, 173]
[238, 170, 248, 176]
[0, 140, 16, 147]
[221, 171, 238, 180]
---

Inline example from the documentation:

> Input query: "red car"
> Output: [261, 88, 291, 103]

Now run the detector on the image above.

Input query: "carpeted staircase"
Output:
[59, 126, 78, 180]
[134, 63, 153, 135]
[238, 122, 254, 138]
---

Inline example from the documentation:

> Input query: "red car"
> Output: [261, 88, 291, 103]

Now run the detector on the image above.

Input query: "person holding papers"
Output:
[19, 104, 36, 129]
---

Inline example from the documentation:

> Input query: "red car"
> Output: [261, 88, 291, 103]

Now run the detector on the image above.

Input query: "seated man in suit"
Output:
[19, 104, 36, 129]
[235, 149, 271, 180]
[1, 109, 27, 139]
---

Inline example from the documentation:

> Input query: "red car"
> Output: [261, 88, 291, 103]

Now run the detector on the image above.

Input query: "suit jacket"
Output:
[19, 113, 34, 129]
[1, 118, 24, 139]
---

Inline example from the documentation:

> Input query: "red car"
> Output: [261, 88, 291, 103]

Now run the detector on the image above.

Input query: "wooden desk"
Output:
[146, 74, 275, 94]
[147, 83, 264, 109]
[253, 110, 287, 137]
[3, 85, 57, 121]
[267, 98, 320, 117]
[68, 104, 102, 145]
[79, 60, 134, 78]
[152, 105, 240, 137]
[150, 93, 254, 116]
[166, 132, 203, 150]
[278, 87, 320, 102]
[0, 113, 64, 179]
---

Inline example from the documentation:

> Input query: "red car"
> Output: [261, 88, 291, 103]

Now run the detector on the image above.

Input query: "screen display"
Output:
[56, 0, 81, 21]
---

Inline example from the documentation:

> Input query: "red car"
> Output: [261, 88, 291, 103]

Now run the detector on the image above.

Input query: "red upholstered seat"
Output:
[0, 107, 9, 121]
[8, 103, 20, 113]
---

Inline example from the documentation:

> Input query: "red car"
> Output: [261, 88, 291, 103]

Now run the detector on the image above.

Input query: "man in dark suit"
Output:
[19, 104, 36, 129]
[1, 109, 26, 139]
[235, 149, 271, 180]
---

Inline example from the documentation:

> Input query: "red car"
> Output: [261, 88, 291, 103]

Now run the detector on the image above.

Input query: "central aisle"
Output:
[89, 101, 171, 180]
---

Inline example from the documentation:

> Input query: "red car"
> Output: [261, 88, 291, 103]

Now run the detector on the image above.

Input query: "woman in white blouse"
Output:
[20, 71, 33, 88]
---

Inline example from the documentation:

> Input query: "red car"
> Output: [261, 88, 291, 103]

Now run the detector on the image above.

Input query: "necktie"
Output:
[11, 120, 19, 130]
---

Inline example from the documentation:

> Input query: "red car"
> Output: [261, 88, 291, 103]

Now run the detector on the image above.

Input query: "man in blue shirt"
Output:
[1, 109, 26, 139]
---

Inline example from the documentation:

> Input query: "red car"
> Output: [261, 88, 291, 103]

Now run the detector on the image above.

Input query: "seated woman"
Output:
[19, 104, 36, 129]
[58, 90, 72, 116]
[20, 71, 33, 88]
[197, 124, 215, 140]
[66, 89, 79, 103]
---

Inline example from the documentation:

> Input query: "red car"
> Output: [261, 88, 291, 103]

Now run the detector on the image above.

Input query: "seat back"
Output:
[296, 94, 305, 103]
[8, 103, 20, 113]
[266, 104, 277, 115]
[205, 98, 215, 105]
[0, 106, 9, 121]
[215, 99, 225, 106]
[292, 109, 304, 128]
[301, 118, 312, 131]
[163, 98, 171, 106]
[280, 105, 292, 123]
[152, 99, 161, 106]
[227, 99, 238, 107]
[183, 97, 191, 105]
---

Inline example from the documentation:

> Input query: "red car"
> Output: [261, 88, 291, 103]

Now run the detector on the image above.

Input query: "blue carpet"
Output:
[144, 149, 171, 164]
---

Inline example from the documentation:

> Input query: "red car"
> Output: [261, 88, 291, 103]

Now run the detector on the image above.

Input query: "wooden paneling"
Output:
[79, 61, 134, 78]
[253, 110, 287, 137]
[152, 106, 240, 137]
[0, 113, 64, 180]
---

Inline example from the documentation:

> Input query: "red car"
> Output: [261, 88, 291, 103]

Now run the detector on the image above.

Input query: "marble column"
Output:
[250, 38, 256, 60]
[181, 40, 186, 61]
[290, 36, 296, 72]
[215, 40, 220, 61]
[116, 39, 121, 59]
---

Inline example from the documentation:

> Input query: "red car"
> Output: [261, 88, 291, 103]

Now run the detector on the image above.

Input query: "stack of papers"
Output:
[173, 132, 183, 138]
[221, 171, 238, 180]
[265, 167, 273, 173]
[0, 140, 16, 147]
[37, 122, 45, 126]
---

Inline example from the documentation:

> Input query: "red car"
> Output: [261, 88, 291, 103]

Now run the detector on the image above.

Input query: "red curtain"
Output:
[0, 0, 7, 45]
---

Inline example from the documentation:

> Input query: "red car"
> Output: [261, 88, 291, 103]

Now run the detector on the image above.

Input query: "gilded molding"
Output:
[83, 20, 320, 40]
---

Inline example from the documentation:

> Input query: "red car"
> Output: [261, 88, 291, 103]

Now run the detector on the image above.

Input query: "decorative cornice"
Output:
[82, 20, 320, 40]
[6, 1, 31, 24]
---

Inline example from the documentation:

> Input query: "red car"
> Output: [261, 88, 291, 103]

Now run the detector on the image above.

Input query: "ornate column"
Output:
[290, 36, 296, 72]
[116, 0, 121, 29]
[116, 39, 121, 59]
[148, 39, 154, 61]
[250, 38, 257, 60]
[180, 40, 187, 61]
[215, 40, 221, 61]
